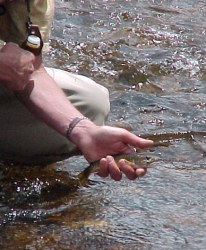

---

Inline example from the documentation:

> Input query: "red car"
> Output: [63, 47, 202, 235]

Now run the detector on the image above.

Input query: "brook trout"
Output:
[77, 130, 206, 186]
[78, 153, 156, 187]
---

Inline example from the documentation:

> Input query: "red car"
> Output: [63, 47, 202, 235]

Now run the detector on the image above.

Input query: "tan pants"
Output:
[0, 1, 110, 164]
[0, 68, 110, 165]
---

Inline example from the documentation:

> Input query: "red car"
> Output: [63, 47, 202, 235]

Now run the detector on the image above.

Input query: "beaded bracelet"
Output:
[66, 117, 88, 140]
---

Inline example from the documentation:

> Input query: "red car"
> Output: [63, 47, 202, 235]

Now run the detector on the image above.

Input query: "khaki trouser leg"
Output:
[0, 69, 110, 165]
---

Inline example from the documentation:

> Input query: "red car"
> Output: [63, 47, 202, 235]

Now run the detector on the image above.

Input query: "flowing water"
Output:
[1, 0, 206, 249]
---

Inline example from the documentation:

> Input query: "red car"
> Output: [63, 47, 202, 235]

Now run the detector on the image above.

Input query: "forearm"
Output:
[16, 64, 86, 137]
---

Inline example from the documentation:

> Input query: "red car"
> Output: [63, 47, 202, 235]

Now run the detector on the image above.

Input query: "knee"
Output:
[88, 83, 110, 121]
[76, 76, 110, 123]
[46, 68, 110, 124]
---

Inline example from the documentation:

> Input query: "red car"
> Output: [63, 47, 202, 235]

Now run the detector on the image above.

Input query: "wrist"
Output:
[65, 117, 96, 145]
[66, 117, 88, 140]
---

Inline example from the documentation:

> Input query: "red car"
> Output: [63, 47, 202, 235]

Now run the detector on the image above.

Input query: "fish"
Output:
[140, 130, 206, 143]
[77, 153, 157, 187]
[77, 131, 206, 186]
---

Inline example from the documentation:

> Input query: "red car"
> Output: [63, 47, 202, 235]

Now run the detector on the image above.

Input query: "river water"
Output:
[1, 0, 206, 249]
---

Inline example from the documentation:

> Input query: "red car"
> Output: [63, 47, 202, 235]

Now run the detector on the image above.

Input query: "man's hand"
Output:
[69, 120, 153, 181]
[0, 42, 35, 91]
[98, 156, 148, 181]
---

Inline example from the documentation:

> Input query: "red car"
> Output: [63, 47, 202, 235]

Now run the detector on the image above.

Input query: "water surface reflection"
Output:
[1, 0, 206, 249]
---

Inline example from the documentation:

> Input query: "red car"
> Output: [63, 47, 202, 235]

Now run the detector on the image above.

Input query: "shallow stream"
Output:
[1, 1, 206, 249]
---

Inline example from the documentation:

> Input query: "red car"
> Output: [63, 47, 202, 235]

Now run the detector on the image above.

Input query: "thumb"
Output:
[122, 131, 153, 149]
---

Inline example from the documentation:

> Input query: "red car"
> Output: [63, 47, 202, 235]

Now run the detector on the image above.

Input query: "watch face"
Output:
[0, 5, 6, 16]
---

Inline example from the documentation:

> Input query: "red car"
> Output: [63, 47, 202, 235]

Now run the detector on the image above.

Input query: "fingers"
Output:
[1, 42, 19, 52]
[98, 156, 147, 181]
[135, 166, 147, 177]
[118, 159, 137, 180]
[98, 156, 122, 181]
[98, 158, 109, 178]
[107, 156, 122, 181]
[119, 159, 147, 179]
